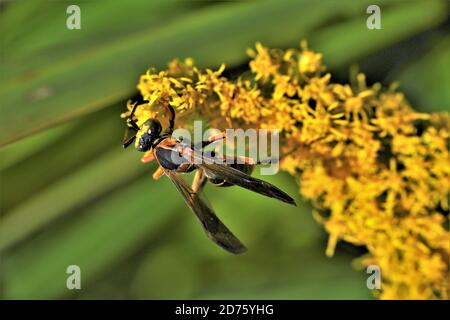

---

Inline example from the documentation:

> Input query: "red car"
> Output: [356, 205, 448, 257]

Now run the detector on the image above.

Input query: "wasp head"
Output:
[135, 118, 162, 152]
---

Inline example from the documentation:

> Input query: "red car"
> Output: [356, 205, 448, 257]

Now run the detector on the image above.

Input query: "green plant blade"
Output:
[310, 0, 447, 69]
[395, 37, 450, 112]
[0, 0, 381, 146]
[1, 175, 179, 299]
[0, 147, 145, 252]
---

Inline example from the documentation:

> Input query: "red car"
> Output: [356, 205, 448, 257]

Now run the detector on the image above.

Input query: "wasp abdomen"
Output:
[208, 178, 232, 187]
[206, 163, 255, 187]
[155, 147, 196, 172]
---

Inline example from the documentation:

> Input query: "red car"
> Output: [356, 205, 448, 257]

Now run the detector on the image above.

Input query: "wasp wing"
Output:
[163, 169, 247, 254]
[183, 147, 296, 206]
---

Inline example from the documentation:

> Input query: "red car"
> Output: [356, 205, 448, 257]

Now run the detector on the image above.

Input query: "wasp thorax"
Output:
[135, 118, 162, 152]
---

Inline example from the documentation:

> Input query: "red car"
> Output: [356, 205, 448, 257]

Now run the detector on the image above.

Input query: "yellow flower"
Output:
[298, 48, 323, 74]
[249, 42, 279, 82]
[124, 42, 450, 300]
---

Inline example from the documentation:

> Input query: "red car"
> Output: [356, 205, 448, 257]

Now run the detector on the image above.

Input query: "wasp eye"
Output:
[143, 119, 162, 136]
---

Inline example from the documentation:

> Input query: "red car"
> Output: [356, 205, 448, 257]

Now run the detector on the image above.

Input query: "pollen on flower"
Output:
[125, 42, 450, 300]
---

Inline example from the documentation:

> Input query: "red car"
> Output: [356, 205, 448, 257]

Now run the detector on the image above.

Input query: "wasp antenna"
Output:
[123, 135, 136, 149]
[127, 118, 140, 131]
[130, 103, 139, 117]
[166, 104, 176, 133]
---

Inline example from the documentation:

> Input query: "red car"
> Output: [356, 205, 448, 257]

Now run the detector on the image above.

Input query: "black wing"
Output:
[185, 148, 296, 206]
[163, 169, 247, 255]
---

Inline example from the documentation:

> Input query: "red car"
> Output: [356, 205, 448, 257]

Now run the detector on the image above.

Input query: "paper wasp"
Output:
[123, 102, 296, 254]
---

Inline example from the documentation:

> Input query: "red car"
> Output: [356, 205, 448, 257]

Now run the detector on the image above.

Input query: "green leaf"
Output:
[2, 175, 179, 299]
[194, 247, 371, 299]
[394, 37, 450, 112]
[0, 0, 200, 75]
[310, 0, 448, 69]
[0, 106, 123, 213]
[0, 121, 73, 171]
[3, 0, 365, 69]
[0, 146, 145, 252]
[0, 0, 377, 146]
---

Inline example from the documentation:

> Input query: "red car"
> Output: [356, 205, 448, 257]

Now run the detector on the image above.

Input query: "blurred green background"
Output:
[0, 0, 448, 299]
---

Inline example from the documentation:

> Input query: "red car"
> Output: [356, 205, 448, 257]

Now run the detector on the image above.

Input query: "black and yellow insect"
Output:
[123, 103, 296, 254]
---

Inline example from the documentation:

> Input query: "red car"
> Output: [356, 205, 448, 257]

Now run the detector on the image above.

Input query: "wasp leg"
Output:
[141, 150, 155, 163]
[234, 155, 257, 165]
[218, 155, 258, 179]
[153, 166, 165, 180]
[234, 155, 278, 165]
[191, 169, 207, 193]
[195, 131, 227, 149]
[221, 155, 257, 169]
[207, 131, 226, 144]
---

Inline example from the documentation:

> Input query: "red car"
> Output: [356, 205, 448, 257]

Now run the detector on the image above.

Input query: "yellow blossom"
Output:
[125, 42, 450, 300]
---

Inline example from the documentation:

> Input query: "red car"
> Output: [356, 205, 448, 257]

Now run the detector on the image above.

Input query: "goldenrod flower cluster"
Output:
[122, 42, 450, 299]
